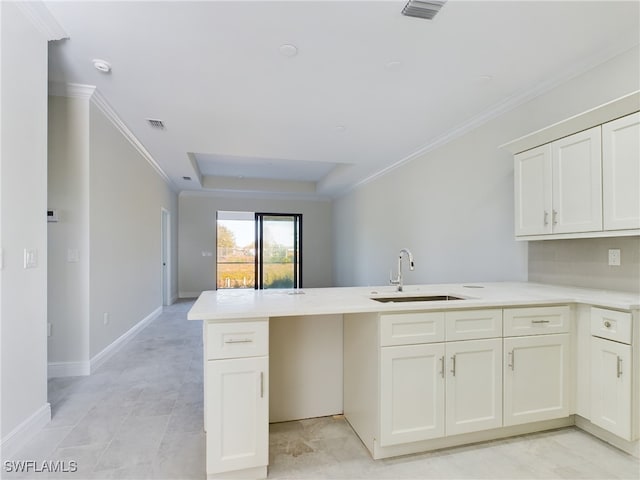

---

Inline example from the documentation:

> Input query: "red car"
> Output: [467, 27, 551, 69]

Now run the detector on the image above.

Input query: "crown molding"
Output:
[15, 1, 68, 41]
[89, 90, 176, 191]
[178, 189, 332, 203]
[48, 82, 96, 99]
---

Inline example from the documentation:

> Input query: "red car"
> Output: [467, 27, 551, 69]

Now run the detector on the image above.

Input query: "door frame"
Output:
[161, 208, 172, 305]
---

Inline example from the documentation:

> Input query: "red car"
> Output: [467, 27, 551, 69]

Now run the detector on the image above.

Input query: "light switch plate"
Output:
[24, 248, 37, 269]
[608, 248, 621, 266]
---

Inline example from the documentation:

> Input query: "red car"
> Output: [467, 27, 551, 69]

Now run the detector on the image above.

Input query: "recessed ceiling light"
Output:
[279, 44, 298, 57]
[335, 125, 347, 133]
[92, 59, 111, 73]
[385, 61, 402, 71]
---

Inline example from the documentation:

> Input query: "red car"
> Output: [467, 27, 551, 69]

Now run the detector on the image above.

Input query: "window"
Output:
[216, 211, 302, 290]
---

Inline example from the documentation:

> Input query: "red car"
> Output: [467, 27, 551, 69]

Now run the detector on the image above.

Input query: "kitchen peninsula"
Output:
[188, 282, 640, 479]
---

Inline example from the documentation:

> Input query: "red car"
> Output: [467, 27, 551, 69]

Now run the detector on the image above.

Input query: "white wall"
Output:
[178, 193, 332, 296]
[46, 94, 179, 369]
[48, 95, 90, 366]
[333, 46, 640, 288]
[89, 102, 178, 357]
[0, 1, 50, 453]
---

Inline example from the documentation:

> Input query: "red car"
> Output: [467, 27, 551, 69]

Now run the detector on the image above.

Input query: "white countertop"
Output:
[187, 282, 640, 321]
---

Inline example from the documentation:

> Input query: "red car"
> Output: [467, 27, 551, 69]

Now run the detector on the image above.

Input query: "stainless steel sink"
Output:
[371, 295, 465, 303]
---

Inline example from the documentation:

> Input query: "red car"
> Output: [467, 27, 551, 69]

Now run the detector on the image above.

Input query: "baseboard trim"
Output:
[179, 291, 201, 299]
[90, 306, 162, 373]
[0, 403, 51, 460]
[47, 361, 90, 378]
[575, 415, 639, 458]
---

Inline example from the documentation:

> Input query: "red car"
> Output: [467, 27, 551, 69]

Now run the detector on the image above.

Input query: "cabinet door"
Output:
[514, 144, 552, 236]
[445, 339, 502, 435]
[206, 356, 268, 474]
[380, 343, 445, 446]
[551, 127, 603, 233]
[590, 337, 632, 440]
[602, 112, 640, 230]
[504, 334, 570, 426]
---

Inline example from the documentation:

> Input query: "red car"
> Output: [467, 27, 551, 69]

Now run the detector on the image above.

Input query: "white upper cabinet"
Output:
[602, 112, 640, 230]
[514, 127, 602, 237]
[551, 127, 602, 234]
[514, 145, 552, 236]
[504, 92, 640, 240]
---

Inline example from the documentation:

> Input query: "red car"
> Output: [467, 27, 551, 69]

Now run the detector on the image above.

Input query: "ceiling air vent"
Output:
[402, 0, 447, 20]
[146, 118, 165, 129]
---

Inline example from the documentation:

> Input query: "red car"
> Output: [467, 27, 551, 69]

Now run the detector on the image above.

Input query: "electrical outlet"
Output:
[103, 312, 110, 325]
[608, 248, 621, 266]
[47, 323, 52, 337]
[67, 248, 80, 263]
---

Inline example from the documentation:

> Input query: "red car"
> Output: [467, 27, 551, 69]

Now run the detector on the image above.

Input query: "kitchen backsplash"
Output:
[528, 236, 640, 293]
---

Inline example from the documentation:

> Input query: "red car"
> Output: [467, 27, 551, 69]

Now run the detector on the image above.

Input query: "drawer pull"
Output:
[531, 320, 550, 324]
[604, 321, 611, 328]
[224, 338, 254, 344]
[440, 356, 445, 379]
[543, 211, 549, 226]
[508, 350, 515, 370]
[450, 355, 456, 377]
[617, 356, 622, 378]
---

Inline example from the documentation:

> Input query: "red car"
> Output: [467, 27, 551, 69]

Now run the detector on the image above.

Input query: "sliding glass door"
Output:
[216, 211, 302, 290]
[255, 213, 302, 289]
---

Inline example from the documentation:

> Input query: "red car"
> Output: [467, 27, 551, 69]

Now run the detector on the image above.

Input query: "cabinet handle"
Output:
[450, 355, 456, 376]
[224, 338, 254, 344]
[552, 210, 558, 225]
[604, 321, 611, 328]
[440, 356, 445, 379]
[260, 372, 264, 398]
[544, 211, 549, 226]
[617, 357, 622, 378]
[508, 350, 515, 370]
[531, 320, 550, 324]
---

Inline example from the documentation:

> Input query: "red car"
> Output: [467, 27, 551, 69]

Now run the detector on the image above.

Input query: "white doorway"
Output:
[161, 208, 171, 305]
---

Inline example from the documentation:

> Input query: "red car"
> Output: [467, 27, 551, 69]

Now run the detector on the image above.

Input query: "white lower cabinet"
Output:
[380, 343, 445, 446]
[503, 334, 570, 426]
[379, 338, 503, 446]
[206, 356, 269, 474]
[445, 338, 503, 436]
[590, 336, 632, 440]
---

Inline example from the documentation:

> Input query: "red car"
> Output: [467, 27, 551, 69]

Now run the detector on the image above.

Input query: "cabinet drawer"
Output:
[591, 307, 632, 345]
[504, 306, 570, 337]
[206, 320, 268, 360]
[380, 312, 444, 346]
[445, 309, 503, 341]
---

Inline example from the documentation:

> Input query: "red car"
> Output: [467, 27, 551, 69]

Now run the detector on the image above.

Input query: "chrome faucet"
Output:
[390, 248, 415, 292]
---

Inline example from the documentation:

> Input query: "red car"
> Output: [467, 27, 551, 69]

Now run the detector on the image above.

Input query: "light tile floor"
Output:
[3, 300, 639, 479]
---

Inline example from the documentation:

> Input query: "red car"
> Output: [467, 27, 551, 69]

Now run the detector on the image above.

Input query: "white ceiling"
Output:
[45, 0, 640, 198]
